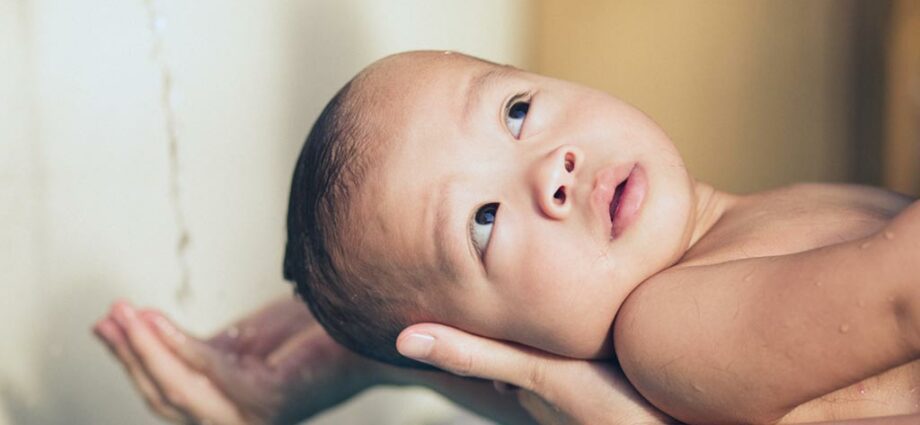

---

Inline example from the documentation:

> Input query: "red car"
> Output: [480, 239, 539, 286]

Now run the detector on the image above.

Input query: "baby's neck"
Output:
[684, 180, 737, 252]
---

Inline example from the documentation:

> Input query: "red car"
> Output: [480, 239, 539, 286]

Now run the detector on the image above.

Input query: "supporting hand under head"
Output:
[396, 323, 677, 425]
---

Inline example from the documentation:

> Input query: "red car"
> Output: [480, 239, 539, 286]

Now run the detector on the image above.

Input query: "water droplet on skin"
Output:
[814, 280, 823, 287]
[692, 383, 704, 392]
[443, 50, 453, 55]
[839, 324, 850, 333]
[887, 295, 896, 303]
[860, 241, 871, 249]
[884, 231, 894, 240]
[226, 326, 239, 339]
[743, 274, 753, 282]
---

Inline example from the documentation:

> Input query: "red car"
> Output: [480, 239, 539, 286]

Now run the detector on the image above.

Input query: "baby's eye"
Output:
[504, 96, 530, 139]
[471, 203, 499, 257]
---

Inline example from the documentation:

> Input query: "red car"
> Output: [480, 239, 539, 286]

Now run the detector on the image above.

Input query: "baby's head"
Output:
[285, 51, 698, 367]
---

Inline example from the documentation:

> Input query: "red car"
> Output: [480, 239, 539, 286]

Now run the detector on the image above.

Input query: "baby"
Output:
[283, 51, 920, 424]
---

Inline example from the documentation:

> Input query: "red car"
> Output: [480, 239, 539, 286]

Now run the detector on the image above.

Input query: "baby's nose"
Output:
[532, 144, 582, 219]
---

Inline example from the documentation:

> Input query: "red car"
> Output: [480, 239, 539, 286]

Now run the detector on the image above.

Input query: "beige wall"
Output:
[536, 0, 856, 193]
[885, 0, 920, 195]
[0, 1, 531, 424]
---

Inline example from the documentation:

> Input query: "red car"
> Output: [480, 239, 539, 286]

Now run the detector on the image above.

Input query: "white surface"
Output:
[0, 1, 531, 423]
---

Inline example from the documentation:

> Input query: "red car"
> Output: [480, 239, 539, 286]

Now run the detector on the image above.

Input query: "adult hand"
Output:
[396, 323, 678, 425]
[92, 297, 382, 424]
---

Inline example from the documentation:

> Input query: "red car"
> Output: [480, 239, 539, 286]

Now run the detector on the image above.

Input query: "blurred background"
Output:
[0, 0, 917, 424]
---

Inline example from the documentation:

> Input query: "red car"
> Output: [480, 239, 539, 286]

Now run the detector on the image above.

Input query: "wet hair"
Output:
[283, 75, 434, 369]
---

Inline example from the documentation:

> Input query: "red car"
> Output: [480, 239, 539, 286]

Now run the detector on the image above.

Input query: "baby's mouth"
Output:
[608, 179, 628, 229]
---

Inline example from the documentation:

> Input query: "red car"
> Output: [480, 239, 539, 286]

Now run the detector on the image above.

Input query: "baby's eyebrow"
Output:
[462, 66, 513, 126]
[431, 176, 466, 281]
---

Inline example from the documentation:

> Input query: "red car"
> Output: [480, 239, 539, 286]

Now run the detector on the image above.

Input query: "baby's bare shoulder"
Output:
[739, 182, 912, 222]
[679, 183, 912, 267]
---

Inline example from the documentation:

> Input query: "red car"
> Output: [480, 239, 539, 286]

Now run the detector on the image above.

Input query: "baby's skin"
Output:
[344, 51, 920, 424]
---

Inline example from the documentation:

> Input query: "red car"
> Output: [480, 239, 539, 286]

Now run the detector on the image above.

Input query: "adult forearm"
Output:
[379, 364, 537, 425]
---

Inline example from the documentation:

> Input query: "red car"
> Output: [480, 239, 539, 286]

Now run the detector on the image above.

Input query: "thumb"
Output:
[396, 323, 563, 394]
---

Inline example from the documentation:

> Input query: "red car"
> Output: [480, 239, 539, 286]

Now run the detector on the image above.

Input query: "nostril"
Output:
[564, 152, 575, 173]
[553, 187, 566, 205]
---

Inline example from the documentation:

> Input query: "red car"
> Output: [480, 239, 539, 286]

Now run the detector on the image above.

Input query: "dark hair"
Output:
[283, 78, 434, 369]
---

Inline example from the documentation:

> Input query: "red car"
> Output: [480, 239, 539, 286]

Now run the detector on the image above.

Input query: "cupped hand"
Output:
[396, 323, 678, 425]
[93, 298, 381, 425]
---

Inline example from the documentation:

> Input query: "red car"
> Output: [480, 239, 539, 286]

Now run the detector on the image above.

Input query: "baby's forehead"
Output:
[344, 52, 501, 161]
[354, 51, 500, 102]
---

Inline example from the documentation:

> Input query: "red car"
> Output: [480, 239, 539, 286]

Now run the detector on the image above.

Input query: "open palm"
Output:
[93, 298, 380, 424]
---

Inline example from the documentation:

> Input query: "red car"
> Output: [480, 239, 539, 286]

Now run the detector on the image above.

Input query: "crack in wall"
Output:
[144, 0, 191, 303]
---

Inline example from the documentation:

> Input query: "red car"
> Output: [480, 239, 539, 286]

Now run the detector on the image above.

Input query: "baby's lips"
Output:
[590, 162, 635, 236]
[611, 165, 646, 238]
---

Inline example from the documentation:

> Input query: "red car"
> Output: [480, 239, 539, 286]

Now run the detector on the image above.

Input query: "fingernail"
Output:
[398, 333, 435, 359]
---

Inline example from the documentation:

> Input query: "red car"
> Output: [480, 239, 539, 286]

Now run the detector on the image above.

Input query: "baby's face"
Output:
[353, 52, 696, 359]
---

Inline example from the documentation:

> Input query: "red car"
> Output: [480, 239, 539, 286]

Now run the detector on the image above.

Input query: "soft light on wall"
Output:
[0, 1, 532, 424]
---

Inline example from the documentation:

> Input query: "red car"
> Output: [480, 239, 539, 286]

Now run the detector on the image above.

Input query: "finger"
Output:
[113, 302, 246, 425]
[396, 323, 563, 394]
[398, 324, 672, 425]
[142, 310, 220, 374]
[146, 310, 284, 413]
[93, 316, 187, 422]
[143, 309, 246, 393]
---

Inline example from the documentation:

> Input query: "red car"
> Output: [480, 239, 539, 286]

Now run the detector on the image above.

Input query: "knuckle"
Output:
[525, 359, 547, 393]
[452, 350, 476, 377]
